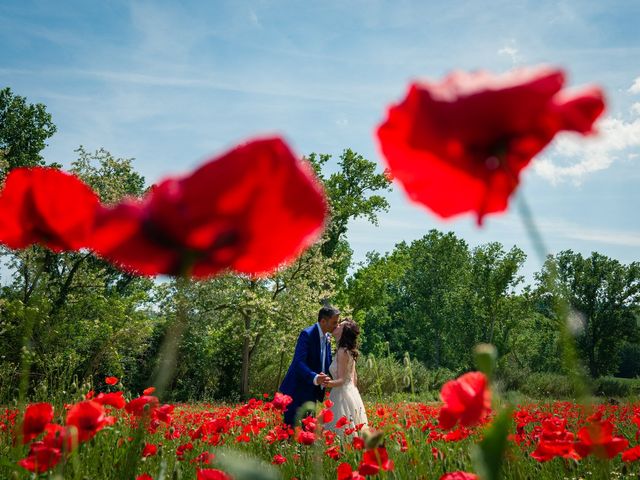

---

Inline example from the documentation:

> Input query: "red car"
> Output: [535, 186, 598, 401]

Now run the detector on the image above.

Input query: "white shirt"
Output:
[314, 323, 329, 386]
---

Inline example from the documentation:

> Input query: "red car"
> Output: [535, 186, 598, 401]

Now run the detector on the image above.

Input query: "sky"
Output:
[1, 0, 639, 284]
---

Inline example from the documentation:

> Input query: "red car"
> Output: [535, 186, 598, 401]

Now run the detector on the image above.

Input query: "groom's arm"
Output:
[292, 330, 320, 385]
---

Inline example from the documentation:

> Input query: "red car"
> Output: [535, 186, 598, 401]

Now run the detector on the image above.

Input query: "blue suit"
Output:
[279, 324, 332, 426]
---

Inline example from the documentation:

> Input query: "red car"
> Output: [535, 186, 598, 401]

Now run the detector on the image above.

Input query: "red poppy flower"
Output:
[622, 445, 640, 462]
[142, 443, 158, 457]
[143, 387, 156, 395]
[125, 396, 160, 417]
[90, 137, 327, 277]
[530, 417, 579, 462]
[196, 469, 231, 480]
[22, 403, 54, 443]
[136, 475, 154, 480]
[272, 453, 287, 465]
[336, 416, 349, 429]
[358, 447, 394, 476]
[438, 372, 491, 430]
[271, 392, 292, 412]
[296, 429, 316, 445]
[17, 442, 62, 473]
[105, 376, 118, 385]
[337, 462, 366, 480]
[94, 392, 126, 409]
[575, 421, 629, 459]
[41, 424, 76, 452]
[320, 408, 334, 424]
[352, 436, 365, 450]
[377, 66, 605, 224]
[0, 167, 99, 251]
[65, 401, 109, 443]
[325, 445, 341, 460]
[439, 472, 479, 480]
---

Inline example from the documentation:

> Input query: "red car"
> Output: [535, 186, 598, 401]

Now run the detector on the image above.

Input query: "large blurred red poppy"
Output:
[574, 420, 629, 459]
[90, 137, 327, 277]
[438, 372, 491, 430]
[0, 167, 99, 250]
[22, 403, 54, 443]
[439, 473, 479, 480]
[377, 66, 605, 224]
[65, 400, 109, 443]
[196, 469, 231, 480]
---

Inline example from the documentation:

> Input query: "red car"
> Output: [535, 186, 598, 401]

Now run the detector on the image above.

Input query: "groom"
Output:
[279, 305, 340, 426]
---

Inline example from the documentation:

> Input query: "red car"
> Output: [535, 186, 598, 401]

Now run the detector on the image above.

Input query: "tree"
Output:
[156, 244, 339, 399]
[306, 149, 391, 287]
[535, 251, 640, 377]
[0, 88, 57, 178]
[0, 148, 153, 401]
[469, 243, 526, 354]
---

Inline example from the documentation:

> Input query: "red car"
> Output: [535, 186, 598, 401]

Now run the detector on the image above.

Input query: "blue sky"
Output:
[1, 0, 639, 283]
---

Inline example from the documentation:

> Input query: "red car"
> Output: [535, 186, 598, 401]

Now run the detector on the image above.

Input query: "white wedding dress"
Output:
[325, 349, 368, 432]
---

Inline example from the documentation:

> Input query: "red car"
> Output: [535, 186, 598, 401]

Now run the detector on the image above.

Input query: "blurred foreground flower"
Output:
[91, 137, 327, 277]
[438, 371, 491, 430]
[0, 167, 99, 250]
[377, 66, 605, 224]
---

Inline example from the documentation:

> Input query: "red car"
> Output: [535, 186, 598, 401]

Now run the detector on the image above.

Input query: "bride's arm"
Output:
[325, 349, 349, 388]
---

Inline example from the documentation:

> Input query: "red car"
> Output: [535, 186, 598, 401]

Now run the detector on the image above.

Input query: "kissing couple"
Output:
[279, 306, 368, 432]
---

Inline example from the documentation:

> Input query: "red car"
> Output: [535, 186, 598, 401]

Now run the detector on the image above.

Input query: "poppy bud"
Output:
[473, 343, 497, 379]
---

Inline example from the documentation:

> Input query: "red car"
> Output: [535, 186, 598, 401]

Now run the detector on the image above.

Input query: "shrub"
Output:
[592, 376, 640, 398]
[518, 372, 575, 399]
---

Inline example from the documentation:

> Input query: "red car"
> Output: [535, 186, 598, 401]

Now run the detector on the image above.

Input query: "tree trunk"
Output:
[274, 350, 285, 392]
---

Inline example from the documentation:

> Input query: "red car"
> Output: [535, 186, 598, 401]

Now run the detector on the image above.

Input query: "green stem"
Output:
[515, 192, 590, 402]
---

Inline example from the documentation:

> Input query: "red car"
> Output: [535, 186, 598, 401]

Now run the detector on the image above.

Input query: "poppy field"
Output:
[2, 375, 640, 480]
[1, 47, 637, 480]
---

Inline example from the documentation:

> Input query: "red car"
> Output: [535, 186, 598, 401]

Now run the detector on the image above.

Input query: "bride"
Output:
[323, 319, 368, 432]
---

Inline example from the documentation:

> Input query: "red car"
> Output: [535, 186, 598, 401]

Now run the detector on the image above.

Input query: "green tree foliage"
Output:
[534, 251, 640, 377]
[0, 87, 57, 178]
[0, 148, 153, 402]
[347, 231, 533, 374]
[140, 244, 338, 400]
[306, 149, 391, 288]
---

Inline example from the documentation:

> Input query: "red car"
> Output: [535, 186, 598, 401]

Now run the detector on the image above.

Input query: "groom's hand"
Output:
[315, 373, 330, 386]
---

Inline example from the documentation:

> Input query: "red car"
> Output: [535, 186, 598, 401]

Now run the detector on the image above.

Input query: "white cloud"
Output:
[497, 40, 522, 65]
[629, 77, 640, 94]
[632, 102, 640, 115]
[534, 114, 640, 184]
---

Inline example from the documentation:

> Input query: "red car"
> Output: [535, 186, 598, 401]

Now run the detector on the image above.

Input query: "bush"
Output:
[592, 376, 640, 398]
[518, 372, 575, 399]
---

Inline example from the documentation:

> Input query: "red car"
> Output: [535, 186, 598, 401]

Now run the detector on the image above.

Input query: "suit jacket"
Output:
[279, 324, 332, 425]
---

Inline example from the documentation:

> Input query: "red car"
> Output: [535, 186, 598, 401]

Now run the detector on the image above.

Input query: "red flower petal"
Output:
[91, 137, 327, 278]
[0, 167, 99, 251]
[438, 372, 490, 430]
[376, 66, 605, 224]
[65, 401, 107, 443]
[22, 403, 54, 443]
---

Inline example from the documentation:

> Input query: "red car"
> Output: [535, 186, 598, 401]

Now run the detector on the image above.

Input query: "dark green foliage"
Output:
[0, 87, 57, 178]
[534, 251, 640, 378]
[592, 376, 640, 398]
[617, 341, 640, 378]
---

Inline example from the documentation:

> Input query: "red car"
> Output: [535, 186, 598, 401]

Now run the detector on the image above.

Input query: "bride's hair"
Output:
[337, 319, 360, 360]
